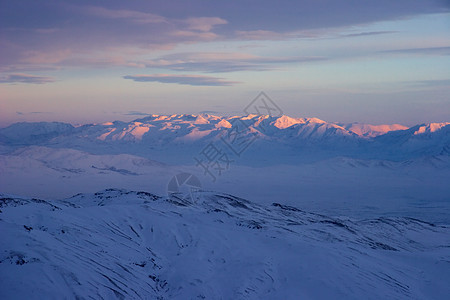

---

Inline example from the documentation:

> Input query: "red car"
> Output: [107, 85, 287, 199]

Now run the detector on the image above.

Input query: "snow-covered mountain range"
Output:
[1, 189, 449, 299]
[1, 114, 449, 163]
[1, 114, 449, 221]
[1, 114, 449, 299]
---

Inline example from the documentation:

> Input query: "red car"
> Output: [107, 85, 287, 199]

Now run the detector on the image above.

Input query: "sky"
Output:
[0, 0, 449, 127]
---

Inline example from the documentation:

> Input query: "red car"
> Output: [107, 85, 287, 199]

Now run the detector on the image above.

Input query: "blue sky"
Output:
[0, 0, 449, 126]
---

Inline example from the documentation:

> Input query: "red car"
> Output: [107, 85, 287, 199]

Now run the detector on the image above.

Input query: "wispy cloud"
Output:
[169, 30, 219, 41]
[381, 46, 450, 56]
[339, 31, 398, 38]
[123, 74, 240, 86]
[16, 111, 53, 115]
[198, 110, 221, 115]
[184, 17, 227, 32]
[124, 111, 151, 116]
[143, 52, 326, 73]
[83, 6, 168, 24]
[406, 79, 450, 88]
[0, 73, 55, 84]
[234, 30, 287, 40]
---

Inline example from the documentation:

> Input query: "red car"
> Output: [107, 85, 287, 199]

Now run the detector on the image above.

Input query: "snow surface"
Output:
[0, 114, 449, 222]
[1, 146, 449, 223]
[0, 114, 449, 299]
[1, 189, 449, 299]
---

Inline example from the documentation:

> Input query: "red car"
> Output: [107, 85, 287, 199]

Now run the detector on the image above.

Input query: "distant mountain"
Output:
[0, 121, 74, 145]
[340, 123, 409, 137]
[372, 122, 450, 159]
[0, 115, 448, 163]
[1, 189, 448, 299]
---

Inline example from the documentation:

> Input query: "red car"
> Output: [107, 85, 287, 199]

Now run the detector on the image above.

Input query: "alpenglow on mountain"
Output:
[0, 114, 449, 164]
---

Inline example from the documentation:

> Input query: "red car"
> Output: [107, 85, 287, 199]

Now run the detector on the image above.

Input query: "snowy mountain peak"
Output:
[193, 114, 210, 124]
[304, 117, 326, 124]
[413, 122, 450, 135]
[215, 119, 232, 128]
[241, 114, 260, 120]
[272, 115, 305, 129]
[344, 123, 409, 137]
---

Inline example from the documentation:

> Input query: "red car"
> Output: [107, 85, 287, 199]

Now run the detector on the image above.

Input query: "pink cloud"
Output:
[184, 17, 227, 32]
[21, 49, 72, 64]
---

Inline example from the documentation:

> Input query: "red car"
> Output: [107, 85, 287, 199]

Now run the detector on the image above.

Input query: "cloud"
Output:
[124, 111, 151, 116]
[0, 5, 233, 72]
[143, 52, 327, 72]
[339, 31, 398, 38]
[184, 17, 227, 32]
[0, 73, 55, 84]
[21, 49, 73, 64]
[34, 28, 60, 34]
[123, 74, 240, 86]
[406, 79, 450, 88]
[235, 30, 288, 40]
[169, 30, 219, 41]
[198, 110, 220, 114]
[16, 111, 52, 115]
[83, 6, 167, 24]
[1, 1, 448, 73]
[381, 46, 450, 56]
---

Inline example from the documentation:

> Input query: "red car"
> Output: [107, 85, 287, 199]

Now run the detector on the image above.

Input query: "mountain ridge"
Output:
[3, 114, 448, 141]
[0, 114, 449, 163]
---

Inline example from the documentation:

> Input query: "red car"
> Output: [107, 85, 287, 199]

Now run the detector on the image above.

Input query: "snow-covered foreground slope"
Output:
[1, 189, 449, 299]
